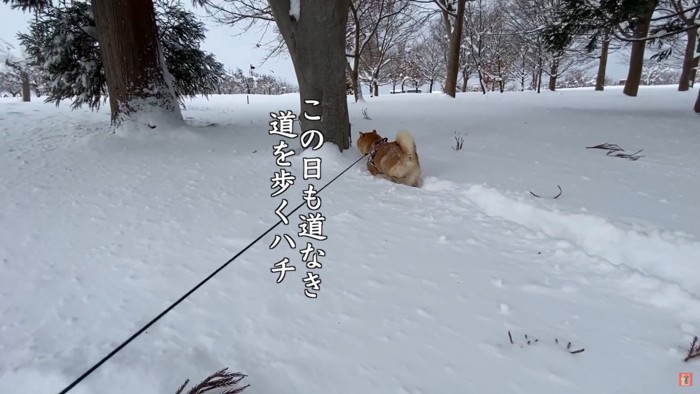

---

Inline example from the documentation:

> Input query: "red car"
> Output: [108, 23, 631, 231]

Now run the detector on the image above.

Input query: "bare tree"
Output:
[463, 0, 492, 94]
[347, 0, 413, 102]
[478, 3, 518, 93]
[0, 70, 22, 96]
[357, 3, 417, 96]
[434, 0, 467, 97]
[504, 0, 568, 93]
[4, 59, 31, 101]
[559, 66, 594, 87]
[506, 36, 532, 91]
[1, 37, 35, 101]
[413, 23, 447, 92]
[412, 0, 468, 96]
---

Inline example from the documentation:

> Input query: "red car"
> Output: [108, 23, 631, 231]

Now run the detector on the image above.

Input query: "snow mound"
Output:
[462, 183, 700, 300]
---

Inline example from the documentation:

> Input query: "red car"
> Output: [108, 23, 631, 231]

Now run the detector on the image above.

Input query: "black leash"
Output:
[56, 153, 367, 394]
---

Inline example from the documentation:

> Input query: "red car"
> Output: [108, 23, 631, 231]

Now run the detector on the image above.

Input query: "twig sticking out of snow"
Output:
[684, 336, 700, 362]
[508, 331, 539, 347]
[508, 331, 584, 354]
[362, 108, 371, 120]
[555, 338, 585, 354]
[524, 333, 538, 345]
[175, 368, 249, 394]
[529, 185, 563, 199]
[452, 131, 465, 151]
[585, 142, 644, 161]
[453, 135, 464, 151]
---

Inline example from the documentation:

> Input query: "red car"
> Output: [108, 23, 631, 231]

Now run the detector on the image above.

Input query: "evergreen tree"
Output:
[540, 0, 652, 53]
[16, 0, 225, 113]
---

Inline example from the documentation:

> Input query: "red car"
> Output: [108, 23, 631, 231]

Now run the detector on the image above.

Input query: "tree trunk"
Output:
[497, 61, 504, 93]
[694, 89, 700, 113]
[521, 54, 526, 91]
[595, 30, 610, 91]
[443, 0, 466, 97]
[351, 69, 363, 101]
[476, 68, 486, 94]
[21, 71, 30, 102]
[623, 0, 659, 97]
[536, 58, 543, 93]
[92, 0, 181, 127]
[349, 5, 363, 102]
[429, 79, 434, 93]
[373, 80, 379, 96]
[269, 0, 351, 150]
[461, 68, 468, 92]
[548, 59, 559, 91]
[348, 61, 363, 102]
[678, 30, 696, 91]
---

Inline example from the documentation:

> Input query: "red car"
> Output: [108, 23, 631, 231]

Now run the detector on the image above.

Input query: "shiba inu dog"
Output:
[357, 129, 423, 188]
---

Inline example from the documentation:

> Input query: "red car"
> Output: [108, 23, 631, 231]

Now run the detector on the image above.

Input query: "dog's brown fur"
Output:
[357, 129, 423, 187]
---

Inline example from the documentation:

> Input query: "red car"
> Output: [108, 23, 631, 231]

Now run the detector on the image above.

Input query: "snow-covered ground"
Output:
[1, 86, 699, 393]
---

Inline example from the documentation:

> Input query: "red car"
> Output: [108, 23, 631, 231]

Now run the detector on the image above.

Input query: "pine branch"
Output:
[175, 368, 249, 394]
[684, 336, 700, 362]
[586, 142, 643, 161]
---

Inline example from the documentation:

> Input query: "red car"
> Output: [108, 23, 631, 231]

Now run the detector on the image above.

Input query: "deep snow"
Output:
[1, 86, 699, 394]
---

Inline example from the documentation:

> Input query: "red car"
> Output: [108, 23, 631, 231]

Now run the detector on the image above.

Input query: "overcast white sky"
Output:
[0, 3, 633, 92]
[0, 3, 299, 84]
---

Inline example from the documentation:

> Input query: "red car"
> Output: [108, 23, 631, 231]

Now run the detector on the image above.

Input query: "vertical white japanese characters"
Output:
[297, 99, 326, 299]
[268, 101, 327, 299]
[269, 110, 299, 289]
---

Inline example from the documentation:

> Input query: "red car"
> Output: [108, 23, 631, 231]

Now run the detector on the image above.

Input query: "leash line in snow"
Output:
[56, 153, 368, 394]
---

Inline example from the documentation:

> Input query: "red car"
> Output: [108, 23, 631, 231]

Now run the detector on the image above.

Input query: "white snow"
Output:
[1, 86, 700, 393]
[289, 0, 300, 21]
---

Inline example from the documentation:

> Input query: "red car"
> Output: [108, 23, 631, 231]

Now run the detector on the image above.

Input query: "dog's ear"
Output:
[371, 129, 378, 134]
[359, 131, 365, 136]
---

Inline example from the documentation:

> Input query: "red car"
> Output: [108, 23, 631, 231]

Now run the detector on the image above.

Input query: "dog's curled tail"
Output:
[395, 131, 417, 157]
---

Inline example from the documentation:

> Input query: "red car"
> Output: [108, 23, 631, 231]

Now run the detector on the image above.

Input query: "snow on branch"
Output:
[289, 0, 300, 21]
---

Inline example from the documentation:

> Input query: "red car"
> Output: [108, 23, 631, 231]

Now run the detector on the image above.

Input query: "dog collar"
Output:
[368, 137, 389, 165]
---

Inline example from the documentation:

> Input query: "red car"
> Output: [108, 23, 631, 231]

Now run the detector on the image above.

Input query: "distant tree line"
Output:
[218, 68, 298, 95]
[2, 0, 697, 151]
